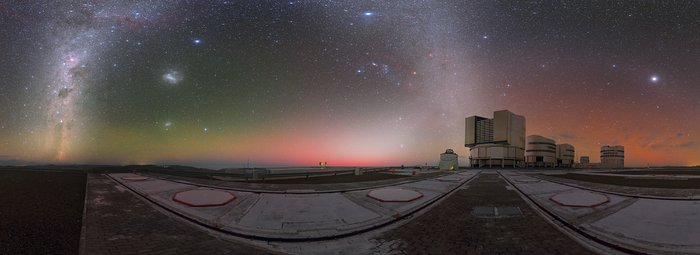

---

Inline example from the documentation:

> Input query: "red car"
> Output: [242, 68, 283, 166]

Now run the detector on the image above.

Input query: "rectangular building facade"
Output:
[493, 110, 526, 148]
[465, 110, 525, 168]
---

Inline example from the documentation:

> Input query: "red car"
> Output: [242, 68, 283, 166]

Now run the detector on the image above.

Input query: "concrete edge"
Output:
[78, 173, 89, 255]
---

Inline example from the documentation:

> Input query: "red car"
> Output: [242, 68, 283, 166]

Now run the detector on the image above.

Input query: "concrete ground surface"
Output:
[106, 171, 478, 240]
[82, 174, 274, 255]
[82, 170, 607, 254]
[9, 168, 700, 254]
[504, 171, 700, 254]
[373, 172, 594, 254]
[0, 170, 86, 255]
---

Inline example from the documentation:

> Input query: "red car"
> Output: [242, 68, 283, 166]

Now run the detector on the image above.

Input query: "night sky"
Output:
[1, 1, 699, 167]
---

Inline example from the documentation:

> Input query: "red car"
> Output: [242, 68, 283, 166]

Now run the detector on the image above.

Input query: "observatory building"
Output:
[465, 110, 525, 168]
[556, 144, 575, 168]
[438, 149, 459, 170]
[580, 156, 590, 164]
[601, 145, 624, 168]
[525, 135, 557, 167]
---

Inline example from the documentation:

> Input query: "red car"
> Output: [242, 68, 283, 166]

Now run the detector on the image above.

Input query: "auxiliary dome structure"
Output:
[439, 149, 459, 170]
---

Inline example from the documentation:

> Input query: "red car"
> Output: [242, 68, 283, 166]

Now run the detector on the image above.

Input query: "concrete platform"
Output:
[539, 172, 700, 199]
[82, 174, 272, 255]
[591, 199, 700, 246]
[502, 171, 700, 254]
[108, 171, 479, 240]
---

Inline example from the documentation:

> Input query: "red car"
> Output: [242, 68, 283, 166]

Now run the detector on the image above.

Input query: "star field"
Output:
[0, 1, 698, 167]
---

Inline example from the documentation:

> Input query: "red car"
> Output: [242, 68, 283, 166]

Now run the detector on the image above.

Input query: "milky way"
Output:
[27, 1, 180, 161]
[1, 1, 699, 167]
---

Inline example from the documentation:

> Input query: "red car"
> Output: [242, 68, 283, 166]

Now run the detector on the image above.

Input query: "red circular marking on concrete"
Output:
[121, 175, 149, 181]
[514, 178, 540, 183]
[549, 190, 610, 208]
[367, 188, 423, 202]
[437, 176, 462, 182]
[172, 189, 236, 207]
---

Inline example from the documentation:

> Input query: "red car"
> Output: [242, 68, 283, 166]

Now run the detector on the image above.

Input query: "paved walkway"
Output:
[373, 172, 594, 254]
[82, 174, 272, 255]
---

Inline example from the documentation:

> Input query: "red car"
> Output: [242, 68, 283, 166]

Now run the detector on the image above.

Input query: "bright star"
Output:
[650, 75, 659, 83]
[363, 12, 374, 16]
[193, 38, 202, 45]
